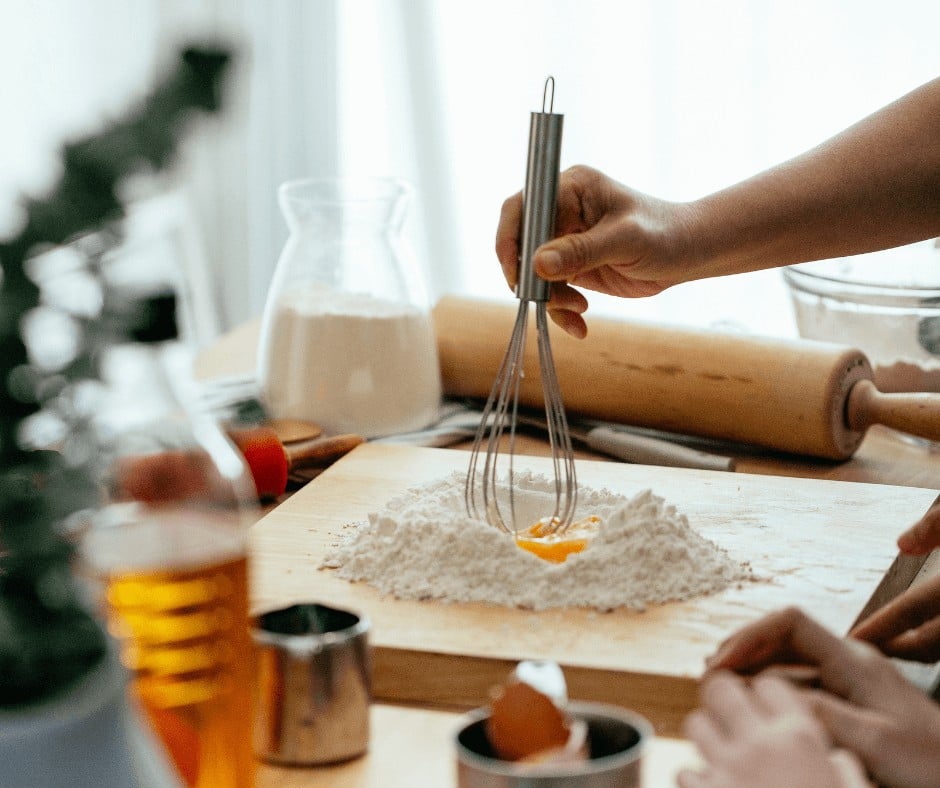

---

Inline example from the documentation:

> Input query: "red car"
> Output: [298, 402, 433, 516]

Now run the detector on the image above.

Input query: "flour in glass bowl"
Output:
[321, 472, 753, 612]
[258, 285, 441, 438]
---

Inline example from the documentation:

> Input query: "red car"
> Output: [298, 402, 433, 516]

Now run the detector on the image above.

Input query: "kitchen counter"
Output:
[198, 317, 940, 787]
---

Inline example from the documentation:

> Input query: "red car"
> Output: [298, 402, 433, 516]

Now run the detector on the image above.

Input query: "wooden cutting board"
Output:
[248, 444, 937, 735]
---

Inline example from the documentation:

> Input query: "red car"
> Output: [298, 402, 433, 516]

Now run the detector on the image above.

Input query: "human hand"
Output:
[897, 499, 940, 555]
[706, 607, 940, 788]
[495, 165, 699, 338]
[677, 672, 870, 788]
[850, 576, 940, 662]
[849, 502, 940, 661]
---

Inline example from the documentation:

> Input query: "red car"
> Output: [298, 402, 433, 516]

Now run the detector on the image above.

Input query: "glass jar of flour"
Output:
[257, 177, 442, 438]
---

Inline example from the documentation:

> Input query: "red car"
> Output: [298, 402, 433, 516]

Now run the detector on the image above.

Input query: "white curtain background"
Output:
[3, 0, 940, 342]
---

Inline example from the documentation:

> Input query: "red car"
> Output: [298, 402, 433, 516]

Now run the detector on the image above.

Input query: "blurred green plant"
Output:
[0, 46, 231, 707]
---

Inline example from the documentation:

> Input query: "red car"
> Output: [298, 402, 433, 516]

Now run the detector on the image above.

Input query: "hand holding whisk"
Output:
[465, 77, 577, 536]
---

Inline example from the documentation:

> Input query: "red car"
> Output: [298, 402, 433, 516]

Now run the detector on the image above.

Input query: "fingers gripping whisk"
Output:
[465, 78, 577, 535]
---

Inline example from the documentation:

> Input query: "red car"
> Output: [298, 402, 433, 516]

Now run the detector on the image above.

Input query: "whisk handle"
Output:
[518, 110, 564, 302]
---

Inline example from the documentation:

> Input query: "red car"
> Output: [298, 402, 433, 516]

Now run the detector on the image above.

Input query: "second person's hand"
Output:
[495, 165, 699, 338]
[850, 502, 940, 661]
[677, 672, 871, 788]
[706, 607, 940, 788]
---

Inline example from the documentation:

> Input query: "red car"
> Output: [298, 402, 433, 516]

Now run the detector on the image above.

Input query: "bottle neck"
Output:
[279, 178, 409, 236]
[93, 338, 258, 516]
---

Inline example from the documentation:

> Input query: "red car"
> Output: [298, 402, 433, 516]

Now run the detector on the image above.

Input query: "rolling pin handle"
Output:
[847, 379, 940, 442]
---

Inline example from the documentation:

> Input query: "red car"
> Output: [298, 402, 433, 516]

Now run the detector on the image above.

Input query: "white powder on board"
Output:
[258, 285, 441, 437]
[321, 472, 753, 611]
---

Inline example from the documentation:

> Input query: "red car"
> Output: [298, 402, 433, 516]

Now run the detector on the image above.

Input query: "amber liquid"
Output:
[104, 545, 254, 787]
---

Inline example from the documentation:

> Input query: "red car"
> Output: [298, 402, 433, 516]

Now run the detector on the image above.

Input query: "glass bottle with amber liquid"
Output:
[80, 288, 258, 788]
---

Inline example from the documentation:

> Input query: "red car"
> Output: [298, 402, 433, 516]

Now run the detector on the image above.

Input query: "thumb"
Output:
[533, 221, 635, 281]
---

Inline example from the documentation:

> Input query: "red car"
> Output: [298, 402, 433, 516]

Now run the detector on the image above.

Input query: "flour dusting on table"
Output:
[320, 471, 753, 611]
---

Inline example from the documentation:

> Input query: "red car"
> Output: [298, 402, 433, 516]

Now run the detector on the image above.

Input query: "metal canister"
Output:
[252, 603, 371, 765]
[455, 701, 652, 788]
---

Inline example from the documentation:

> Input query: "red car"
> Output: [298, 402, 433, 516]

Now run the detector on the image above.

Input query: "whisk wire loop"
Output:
[465, 302, 577, 536]
[535, 304, 578, 533]
[466, 303, 530, 534]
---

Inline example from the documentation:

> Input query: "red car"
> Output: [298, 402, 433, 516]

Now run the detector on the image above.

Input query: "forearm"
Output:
[684, 77, 940, 279]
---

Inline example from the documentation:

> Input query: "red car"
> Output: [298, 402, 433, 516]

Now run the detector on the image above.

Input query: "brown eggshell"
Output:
[485, 680, 570, 762]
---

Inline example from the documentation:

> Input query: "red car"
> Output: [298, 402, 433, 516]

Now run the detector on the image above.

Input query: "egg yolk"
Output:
[515, 515, 600, 563]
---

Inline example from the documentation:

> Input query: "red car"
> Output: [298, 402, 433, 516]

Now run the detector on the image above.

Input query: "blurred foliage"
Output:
[0, 47, 230, 707]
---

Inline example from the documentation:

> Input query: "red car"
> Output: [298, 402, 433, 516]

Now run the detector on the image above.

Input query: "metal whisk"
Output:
[465, 77, 577, 536]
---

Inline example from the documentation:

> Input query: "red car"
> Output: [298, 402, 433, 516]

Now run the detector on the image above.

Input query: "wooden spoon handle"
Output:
[285, 434, 365, 469]
[847, 380, 940, 441]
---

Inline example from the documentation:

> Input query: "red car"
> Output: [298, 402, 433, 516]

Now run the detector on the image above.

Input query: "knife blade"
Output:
[376, 406, 735, 471]
[513, 413, 736, 472]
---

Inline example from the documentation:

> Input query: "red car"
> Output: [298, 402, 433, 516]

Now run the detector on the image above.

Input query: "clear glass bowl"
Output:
[783, 240, 940, 395]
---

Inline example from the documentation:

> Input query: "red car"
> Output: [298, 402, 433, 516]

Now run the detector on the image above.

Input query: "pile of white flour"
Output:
[320, 472, 753, 611]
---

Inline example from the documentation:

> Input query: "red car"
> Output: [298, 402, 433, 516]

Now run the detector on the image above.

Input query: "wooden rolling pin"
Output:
[433, 295, 940, 460]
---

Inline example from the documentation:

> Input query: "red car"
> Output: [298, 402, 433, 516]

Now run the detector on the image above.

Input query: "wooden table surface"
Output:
[255, 704, 702, 787]
[197, 317, 940, 787]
